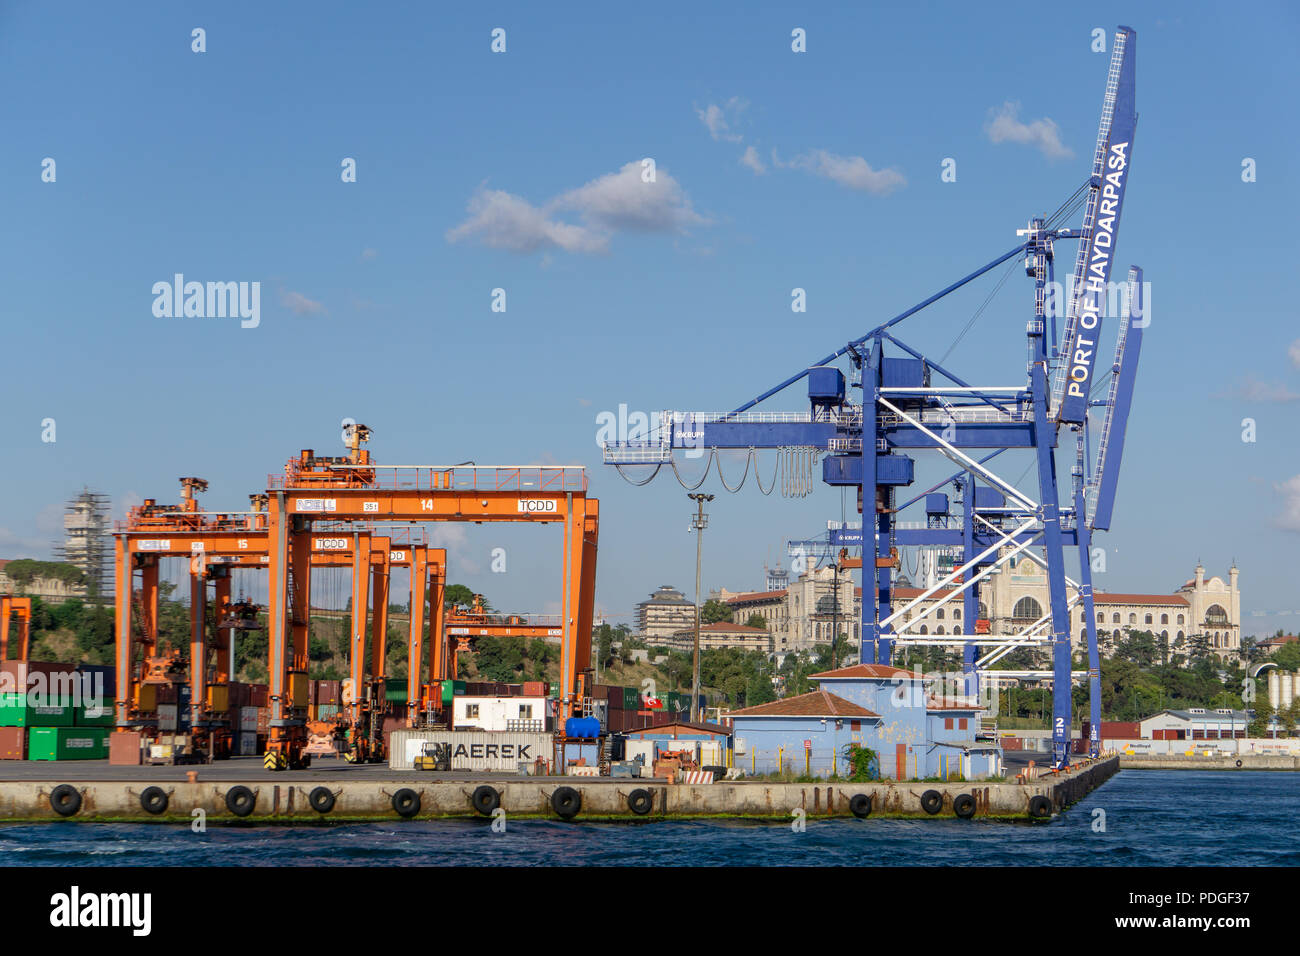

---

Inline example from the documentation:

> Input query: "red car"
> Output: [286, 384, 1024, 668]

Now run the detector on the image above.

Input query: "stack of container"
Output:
[0, 661, 113, 762]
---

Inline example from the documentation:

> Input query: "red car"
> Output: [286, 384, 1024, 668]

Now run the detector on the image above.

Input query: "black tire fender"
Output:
[308, 786, 335, 814]
[1235, 759, 1243, 768]
[627, 788, 654, 816]
[920, 789, 943, 815]
[225, 785, 256, 817]
[849, 793, 873, 819]
[139, 786, 169, 815]
[392, 788, 421, 818]
[953, 793, 976, 819]
[551, 786, 582, 819]
[50, 785, 81, 817]
[1028, 794, 1052, 819]
[471, 785, 500, 816]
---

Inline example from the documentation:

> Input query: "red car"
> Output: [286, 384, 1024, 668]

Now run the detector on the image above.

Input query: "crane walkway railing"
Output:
[270, 465, 588, 494]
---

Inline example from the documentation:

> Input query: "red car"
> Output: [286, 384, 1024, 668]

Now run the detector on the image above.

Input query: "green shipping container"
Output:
[27, 726, 110, 761]
[384, 680, 407, 702]
[0, 693, 74, 727]
[75, 698, 114, 727]
[623, 687, 639, 710]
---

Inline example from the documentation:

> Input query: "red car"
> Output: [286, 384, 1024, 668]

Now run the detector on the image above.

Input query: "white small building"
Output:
[452, 696, 550, 733]
[1138, 708, 1250, 741]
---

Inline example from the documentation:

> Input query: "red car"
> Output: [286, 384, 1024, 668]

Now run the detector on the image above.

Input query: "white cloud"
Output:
[553, 162, 708, 233]
[1275, 475, 1300, 533]
[1226, 375, 1300, 403]
[985, 101, 1073, 159]
[426, 524, 481, 574]
[447, 162, 708, 256]
[0, 526, 54, 558]
[280, 290, 326, 315]
[360, 248, 378, 261]
[779, 149, 907, 195]
[740, 145, 766, 174]
[446, 188, 608, 254]
[1288, 338, 1300, 369]
[696, 97, 747, 142]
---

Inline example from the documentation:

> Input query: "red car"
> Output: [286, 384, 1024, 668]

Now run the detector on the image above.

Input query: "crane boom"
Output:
[1053, 26, 1138, 423]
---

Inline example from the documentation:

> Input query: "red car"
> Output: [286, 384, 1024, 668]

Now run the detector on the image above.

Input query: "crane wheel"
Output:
[471, 786, 500, 816]
[308, 787, 335, 813]
[627, 788, 654, 816]
[49, 785, 82, 817]
[551, 786, 582, 819]
[920, 790, 943, 815]
[849, 793, 873, 819]
[953, 794, 976, 819]
[140, 787, 169, 815]
[225, 786, 257, 817]
[1028, 795, 1052, 819]
[392, 788, 421, 818]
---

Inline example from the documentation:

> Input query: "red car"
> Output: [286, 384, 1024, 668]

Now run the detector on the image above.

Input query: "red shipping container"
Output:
[523, 681, 547, 697]
[228, 682, 249, 710]
[156, 684, 178, 704]
[319, 680, 341, 706]
[309, 680, 319, 705]
[109, 731, 143, 766]
[249, 684, 269, 708]
[0, 660, 77, 694]
[0, 727, 25, 760]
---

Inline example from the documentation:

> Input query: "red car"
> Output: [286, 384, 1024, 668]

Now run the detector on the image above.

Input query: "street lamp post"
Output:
[688, 493, 714, 724]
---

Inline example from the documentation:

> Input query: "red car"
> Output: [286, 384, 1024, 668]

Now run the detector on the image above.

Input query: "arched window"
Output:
[1112, 613, 1121, 624]
[1144, 613, 1153, 625]
[978, 602, 988, 617]
[1206, 605, 1228, 627]
[1161, 630, 1169, 640]
[1161, 614, 1169, 625]
[936, 626, 945, 635]
[1177, 631, 1184, 642]
[954, 609, 961, 621]
[1080, 610, 1087, 623]
[1096, 612, 1104, 624]
[936, 608, 945, 620]
[954, 626, 962, 636]
[919, 625, 928, 635]
[1177, 614, 1184, 625]
[1012, 596, 1043, 621]
[1129, 613, 1137, 624]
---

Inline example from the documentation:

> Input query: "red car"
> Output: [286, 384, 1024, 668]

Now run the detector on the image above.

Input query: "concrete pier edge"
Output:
[0, 756, 1118, 824]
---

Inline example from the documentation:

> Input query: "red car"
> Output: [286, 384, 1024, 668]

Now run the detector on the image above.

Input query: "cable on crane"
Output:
[715, 449, 755, 494]
[670, 450, 714, 491]
[754, 451, 779, 496]
[612, 463, 663, 487]
[939, 258, 1020, 365]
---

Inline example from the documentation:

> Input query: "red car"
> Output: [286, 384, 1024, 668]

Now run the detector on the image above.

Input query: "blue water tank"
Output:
[925, 493, 950, 515]
[565, 717, 600, 739]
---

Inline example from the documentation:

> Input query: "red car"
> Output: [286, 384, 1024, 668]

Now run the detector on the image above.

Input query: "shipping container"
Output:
[27, 726, 110, 761]
[522, 681, 547, 697]
[0, 660, 77, 695]
[623, 687, 640, 711]
[237, 706, 258, 732]
[237, 732, 258, 756]
[110, 730, 144, 766]
[158, 704, 178, 732]
[0, 726, 25, 759]
[453, 696, 549, 732]
[0, 692, 74, 727]
[74, 698, 114, 727]
[316, 704, 340, 721]
[74, 663, 115, 699]
[389, 730, 554, 771]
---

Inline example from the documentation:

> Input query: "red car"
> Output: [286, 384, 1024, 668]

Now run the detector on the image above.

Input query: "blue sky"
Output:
[2, 2, 1298, 635]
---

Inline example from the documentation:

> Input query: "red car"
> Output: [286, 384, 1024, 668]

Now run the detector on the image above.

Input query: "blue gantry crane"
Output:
[605, 27, 1142, 769]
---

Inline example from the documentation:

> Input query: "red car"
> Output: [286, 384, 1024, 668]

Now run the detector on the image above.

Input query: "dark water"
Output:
[1, 771, 1296, 866]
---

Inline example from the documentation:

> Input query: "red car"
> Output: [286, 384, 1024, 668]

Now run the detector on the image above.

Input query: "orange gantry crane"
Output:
[114, 480, 446, 763]
[261, 424, 598, 769]
[0, 596, 33, 660]
[442, 593, 563, 682]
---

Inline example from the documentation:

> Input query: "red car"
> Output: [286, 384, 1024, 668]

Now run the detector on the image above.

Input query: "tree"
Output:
[700, 599, 731, 624]
[444, 584, 476, 609]
[745, 614, 767, 630]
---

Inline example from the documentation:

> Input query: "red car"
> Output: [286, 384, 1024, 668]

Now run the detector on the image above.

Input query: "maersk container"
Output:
[388, 730, 554, 771]
[27, 726, 110, 761]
